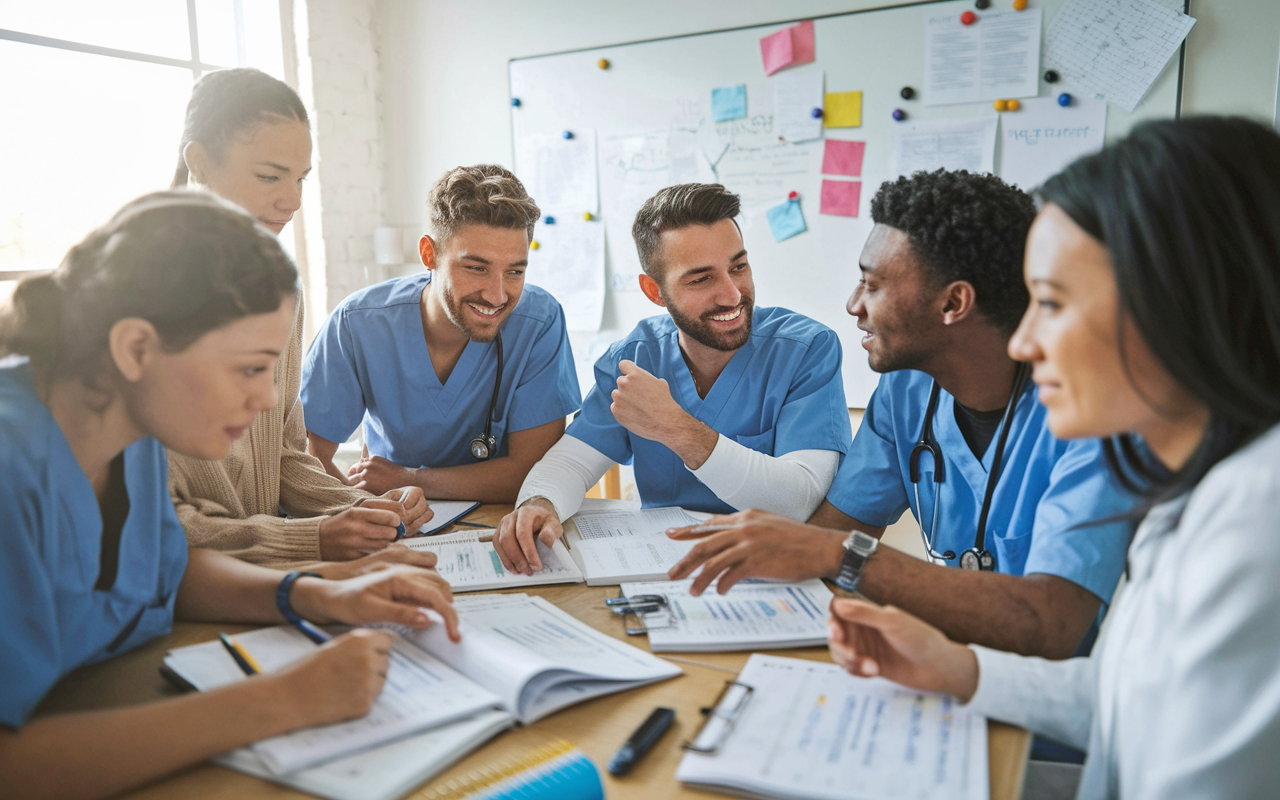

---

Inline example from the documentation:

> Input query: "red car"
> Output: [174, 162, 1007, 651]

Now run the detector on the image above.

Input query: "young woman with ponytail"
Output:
[0, 192, 459, 799]
[167, 69, 432, 573]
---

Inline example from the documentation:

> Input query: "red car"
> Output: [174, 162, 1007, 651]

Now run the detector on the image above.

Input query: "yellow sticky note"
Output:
[824, 91, 862, 128]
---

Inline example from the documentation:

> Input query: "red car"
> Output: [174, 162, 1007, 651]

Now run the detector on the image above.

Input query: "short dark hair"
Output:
[871, 169, 1035, 334]
[171, 68, 309, 188]
[0, 191, 298, 392]
[632, 183, 741, 280]
[428, 164, 541, 243]
[1040, 116, 1280, 504]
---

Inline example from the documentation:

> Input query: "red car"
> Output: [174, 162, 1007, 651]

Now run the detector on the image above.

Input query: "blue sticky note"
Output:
[766, 199, 806, 242]
[711, 85, 747, 122]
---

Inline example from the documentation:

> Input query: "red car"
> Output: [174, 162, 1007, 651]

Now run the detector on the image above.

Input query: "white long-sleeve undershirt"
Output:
[517, 433, 839, 522]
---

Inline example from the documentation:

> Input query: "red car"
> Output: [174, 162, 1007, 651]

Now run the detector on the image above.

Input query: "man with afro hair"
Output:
[669, 169, 1134, 664]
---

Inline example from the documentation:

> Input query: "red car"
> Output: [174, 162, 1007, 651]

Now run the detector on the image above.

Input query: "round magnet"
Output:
[892, 108, 907, 121]
[900, 86, 916, 100]
[1057, 93, 1072, 106]
[961, 10, 978, 25]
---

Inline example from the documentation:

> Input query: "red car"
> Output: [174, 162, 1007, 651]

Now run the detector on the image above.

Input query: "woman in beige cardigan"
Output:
[167, 68, 432, 573]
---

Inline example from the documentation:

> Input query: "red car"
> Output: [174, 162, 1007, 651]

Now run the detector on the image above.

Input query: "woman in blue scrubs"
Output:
[0, 192, 460, 799]
[828, 117, 1280, 796]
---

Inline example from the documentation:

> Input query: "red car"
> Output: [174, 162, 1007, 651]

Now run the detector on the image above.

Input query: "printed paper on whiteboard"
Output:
[925, 10, 1042, 106]
[999, 96, 1107, 191]
[526, 217, 605, 333]
[888, 116, 998, 178]
[514, 130, 599, 215]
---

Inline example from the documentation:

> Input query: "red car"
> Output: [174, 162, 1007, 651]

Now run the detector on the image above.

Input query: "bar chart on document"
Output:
[406, 530, 583, 591]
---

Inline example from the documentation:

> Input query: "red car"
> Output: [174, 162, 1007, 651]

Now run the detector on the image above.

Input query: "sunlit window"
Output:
[0, 1, 285, 303]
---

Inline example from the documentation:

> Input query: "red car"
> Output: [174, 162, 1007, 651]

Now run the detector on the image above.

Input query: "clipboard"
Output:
[683, 679, 754, 754]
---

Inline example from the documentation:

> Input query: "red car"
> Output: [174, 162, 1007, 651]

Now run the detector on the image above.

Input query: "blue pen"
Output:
[393, 488, 411, 541]
[292, 617, 333, 645]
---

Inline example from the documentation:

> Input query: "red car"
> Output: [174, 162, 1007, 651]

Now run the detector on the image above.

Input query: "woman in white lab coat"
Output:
[827, 115, 1280, 799]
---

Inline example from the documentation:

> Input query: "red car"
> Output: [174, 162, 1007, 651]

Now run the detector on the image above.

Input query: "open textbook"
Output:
[563, 506, 710, 584]
[619, 578, 834, 651]
[404, 529, 582, 592]
[163, 594, 679, 775]
[677, 654, 988, 800]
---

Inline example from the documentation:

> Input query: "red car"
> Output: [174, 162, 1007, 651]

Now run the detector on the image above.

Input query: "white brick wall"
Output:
[292, 0, 386, 335]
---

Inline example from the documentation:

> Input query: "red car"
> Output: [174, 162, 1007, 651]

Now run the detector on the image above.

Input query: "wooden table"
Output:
[35, 504, 1030, 799]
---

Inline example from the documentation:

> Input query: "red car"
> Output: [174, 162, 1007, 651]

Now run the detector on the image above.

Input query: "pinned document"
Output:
[820, 180, 861, 217]
[925, 10, 1042, 105]
[822, 91, 862, 128]
[525, 216, 605, 332]
[821, 139, 865, 176]
[514, 129, 599, 215]
[766, 196, 807, 242]
[759, 20, 815, 76]
[999, 95, 1107, 190]
[888, 115, 998, 178]
[773, 68, 824, 142]
[711, 85, 747, 122]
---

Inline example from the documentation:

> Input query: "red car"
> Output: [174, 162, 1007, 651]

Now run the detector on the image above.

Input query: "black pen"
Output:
[219, 632, 260, 676]
[608, 706, 675, 776]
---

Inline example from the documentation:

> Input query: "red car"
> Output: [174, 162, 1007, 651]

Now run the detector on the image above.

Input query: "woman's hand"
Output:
[290, 566, 461, 642]
[828, 598, 980, 702]
[308, 543, 438, 580]
[270, 628, 394, 728]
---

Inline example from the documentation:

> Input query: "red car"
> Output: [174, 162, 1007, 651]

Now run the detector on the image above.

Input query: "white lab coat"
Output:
[967, 422, 1280, 799]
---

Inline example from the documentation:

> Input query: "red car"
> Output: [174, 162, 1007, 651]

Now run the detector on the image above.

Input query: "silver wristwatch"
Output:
[834, 530, 878, 592]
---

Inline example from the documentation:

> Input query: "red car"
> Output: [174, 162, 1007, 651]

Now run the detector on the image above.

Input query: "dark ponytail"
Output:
[1039, 116, 1280, 504]
[0, 190, 298, 391]
[172, 68, 308, 187]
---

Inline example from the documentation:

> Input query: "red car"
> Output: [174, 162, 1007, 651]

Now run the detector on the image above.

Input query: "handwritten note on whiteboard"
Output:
[925, 10, 1041, 106]
[999, 96, 1107, 191]
[888, 116, 997, 178]
[1044, 0, 1195, 113]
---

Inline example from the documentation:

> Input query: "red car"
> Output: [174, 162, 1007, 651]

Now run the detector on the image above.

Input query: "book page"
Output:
[677, 654, 988, 800]
[568, 506, 707, 583]
[405, 530, 582, 591]
[164, 626, 501, 775]
[620, 578, 834, 651]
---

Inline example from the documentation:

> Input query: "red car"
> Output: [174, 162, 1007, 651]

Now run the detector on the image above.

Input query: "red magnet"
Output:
[788, 191, 799, 200]
[960, 10, 977, 25]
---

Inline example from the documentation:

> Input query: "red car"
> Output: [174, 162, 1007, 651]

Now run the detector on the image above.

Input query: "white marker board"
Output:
[510, 0, 1184, 406]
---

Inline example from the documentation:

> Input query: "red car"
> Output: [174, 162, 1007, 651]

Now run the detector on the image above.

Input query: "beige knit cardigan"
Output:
[168, 291, 370, 567]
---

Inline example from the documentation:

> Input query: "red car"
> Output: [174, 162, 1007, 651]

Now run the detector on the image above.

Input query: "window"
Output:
[0, 1, 286, 300]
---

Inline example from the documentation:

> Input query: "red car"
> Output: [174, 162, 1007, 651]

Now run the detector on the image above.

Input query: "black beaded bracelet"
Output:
[276, 571, 323, 625]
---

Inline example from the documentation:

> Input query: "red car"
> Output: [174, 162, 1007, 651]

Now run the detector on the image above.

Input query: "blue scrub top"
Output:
[827, 369, 1134, 603]
[301, 274, 581, 468]
[0, 359, 188, 728]
[568, 306, 852, 513]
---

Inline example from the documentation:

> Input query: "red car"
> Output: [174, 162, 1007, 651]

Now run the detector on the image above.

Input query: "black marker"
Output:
[607, 706, 675, 776]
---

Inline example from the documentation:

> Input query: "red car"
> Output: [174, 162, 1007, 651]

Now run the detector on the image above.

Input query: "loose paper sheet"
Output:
[405, 529, 582, 592]
[999, 95, 1107, 190]
[1044, 0, 1194, 112]
[715, 138, 823, 213]
[821, 139, 866, 176]
[526, 216, 605, 332]
[711, 85, 747, 122]
[759, 20, 815, 76]
[888, 115, 998, 178]
[773, 67, 824, 142]
[925, 10, 1042, 106]
[766, 198, 807, 242]
[819, 179, 861, 217]
[823, 90, 863, 128]
[513, 129, 599, 215]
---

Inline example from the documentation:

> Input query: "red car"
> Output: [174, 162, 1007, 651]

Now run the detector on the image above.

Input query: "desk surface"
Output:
[35, 504, 1030, 800]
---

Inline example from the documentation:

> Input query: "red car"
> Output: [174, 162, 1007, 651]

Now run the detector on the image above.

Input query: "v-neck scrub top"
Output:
[828, 369, 1134, 602]
[301, 275, 581, 468]
[567, 307, 852, 513]
[0, 359, 189, 728]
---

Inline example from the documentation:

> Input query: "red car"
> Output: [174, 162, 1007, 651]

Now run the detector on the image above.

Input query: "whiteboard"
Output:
[510, 0, 1184, 406]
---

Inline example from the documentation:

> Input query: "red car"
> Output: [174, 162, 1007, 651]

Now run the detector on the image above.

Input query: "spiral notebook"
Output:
[417, 738, 603, 800]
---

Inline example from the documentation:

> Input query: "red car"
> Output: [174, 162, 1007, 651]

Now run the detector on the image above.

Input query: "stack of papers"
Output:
[563, 506, 709, 585]
[620, 578, 834, 652]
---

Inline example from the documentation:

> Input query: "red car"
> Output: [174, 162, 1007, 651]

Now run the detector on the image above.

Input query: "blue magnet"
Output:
[811, 107, 823, 118]
[892, 108, 907, 121]
[1057, 93, 1072, 106]
[544, 216, 555, 224]
[562, 130, 574, 139]
[511, 97, 521, 107]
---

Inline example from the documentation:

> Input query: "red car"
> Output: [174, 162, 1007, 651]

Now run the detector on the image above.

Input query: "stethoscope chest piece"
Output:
[959, 547, 996, 571]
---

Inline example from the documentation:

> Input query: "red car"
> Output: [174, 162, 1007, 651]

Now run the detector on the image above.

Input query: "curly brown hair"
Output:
[427, 164, 541, 243]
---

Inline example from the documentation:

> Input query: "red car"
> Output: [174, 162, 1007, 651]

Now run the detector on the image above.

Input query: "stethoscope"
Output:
[908, 361, 1031, 571]
[467, 332, 504, 460]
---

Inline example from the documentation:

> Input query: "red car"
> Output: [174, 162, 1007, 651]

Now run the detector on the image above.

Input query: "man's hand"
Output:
[611, 360, 718, 468]
[828, 598, 979, 701]
[666, 508, 848, 595]
[348, 444, 421, 497]
[492, 497, 562, 576]
[308, 543, 439, 580]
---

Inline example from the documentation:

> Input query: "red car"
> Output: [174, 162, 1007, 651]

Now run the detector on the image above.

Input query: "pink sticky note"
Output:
[821, 180, 862, 217]
[760, 20, 816, 76]
[821, 140, 866, 177]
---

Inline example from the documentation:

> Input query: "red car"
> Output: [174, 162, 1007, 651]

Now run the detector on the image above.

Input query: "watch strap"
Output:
[834, 532, 878, 593]
[276, 571, 323, 625]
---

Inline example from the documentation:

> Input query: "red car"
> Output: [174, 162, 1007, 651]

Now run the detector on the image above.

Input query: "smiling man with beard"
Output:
[491, 183, 851, 576]
[300, 165, 580, 503]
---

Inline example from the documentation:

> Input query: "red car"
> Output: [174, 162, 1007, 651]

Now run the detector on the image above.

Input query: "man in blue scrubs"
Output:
[301, 165, 581, 503]
[491, 183, 852, 575]
[667, 170, 1134, 661]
